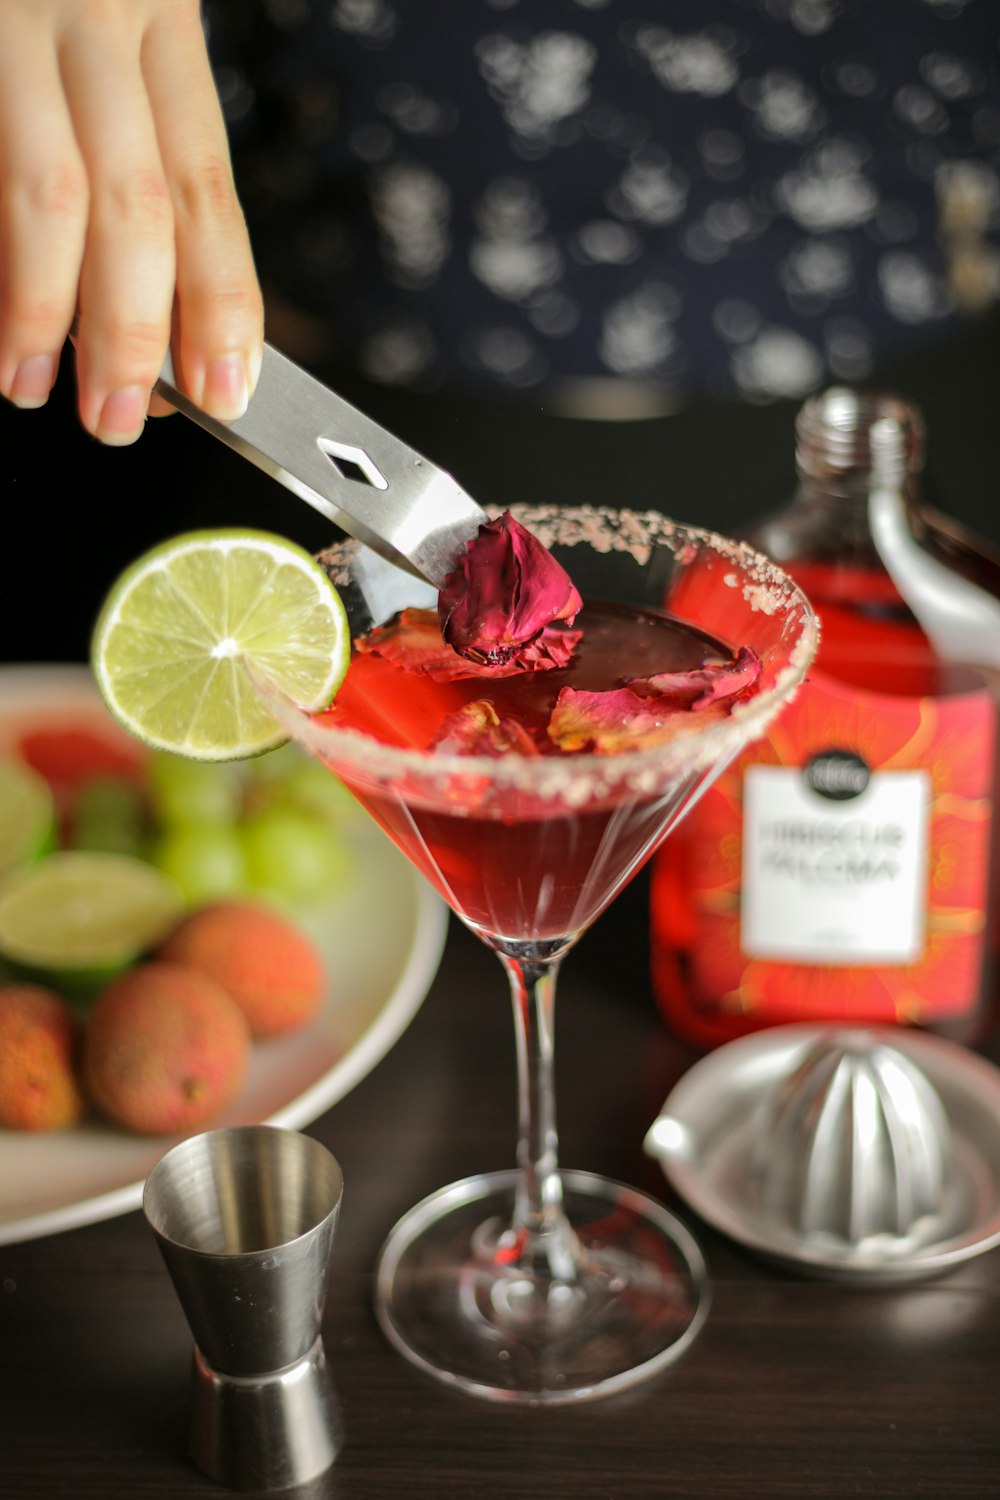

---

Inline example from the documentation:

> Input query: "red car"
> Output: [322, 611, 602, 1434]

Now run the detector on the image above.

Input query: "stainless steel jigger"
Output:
[142, 1125, 344, 1491]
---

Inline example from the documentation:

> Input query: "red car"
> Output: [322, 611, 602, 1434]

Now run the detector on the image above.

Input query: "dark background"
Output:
[2, 318, 1000, 1499]
[3, 306, 999, 668]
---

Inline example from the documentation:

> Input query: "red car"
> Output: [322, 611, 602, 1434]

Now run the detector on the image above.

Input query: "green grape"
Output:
[73, 778, 146, 857]
[287, 762, 358, 822]
[151, 824, 248, 906]
[247, 741, 305, 782]
[240, 806, 352, 906]
[147, 752, 244, 827]
[276, 759, 361, 825]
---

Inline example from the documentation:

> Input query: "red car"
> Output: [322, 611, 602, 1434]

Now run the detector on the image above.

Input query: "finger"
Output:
[148, 298, 181, 417]
[143, 4, 264, 420]
[0, 12, 88, 408]
[58, 17, 177, 444]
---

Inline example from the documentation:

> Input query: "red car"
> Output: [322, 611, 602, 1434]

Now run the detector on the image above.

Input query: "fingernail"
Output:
[204, 354, 249, 420]
[96, 386, 149, 446]
[9, 355, 57, 409]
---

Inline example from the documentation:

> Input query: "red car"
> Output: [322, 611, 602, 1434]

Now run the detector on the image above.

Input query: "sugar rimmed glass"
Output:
[264, 505, 817, 1404]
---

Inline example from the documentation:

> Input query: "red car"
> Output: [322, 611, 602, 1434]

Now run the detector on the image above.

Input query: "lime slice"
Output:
[0, 851, 183, 973]
[91, 529, 349, 761]
[0, 759, 56, 877]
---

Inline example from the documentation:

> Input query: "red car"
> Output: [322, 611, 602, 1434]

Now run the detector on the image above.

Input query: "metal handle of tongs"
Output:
[151, 341, 487, 587]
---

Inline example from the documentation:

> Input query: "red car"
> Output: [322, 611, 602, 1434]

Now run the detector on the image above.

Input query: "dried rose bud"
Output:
[438, 511, 582, 667]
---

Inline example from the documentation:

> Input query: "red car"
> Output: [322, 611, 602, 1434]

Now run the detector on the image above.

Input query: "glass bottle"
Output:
[651, 387, 1000, 1048]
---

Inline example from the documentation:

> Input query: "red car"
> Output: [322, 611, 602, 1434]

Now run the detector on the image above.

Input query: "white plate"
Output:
[0, 665, 448, 1246]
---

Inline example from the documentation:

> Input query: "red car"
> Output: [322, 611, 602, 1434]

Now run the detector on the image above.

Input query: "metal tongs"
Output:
[155, 342, 487, 587]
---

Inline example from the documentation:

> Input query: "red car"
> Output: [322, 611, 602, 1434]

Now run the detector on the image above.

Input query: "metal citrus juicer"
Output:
[645, 1023, 1000, 1281]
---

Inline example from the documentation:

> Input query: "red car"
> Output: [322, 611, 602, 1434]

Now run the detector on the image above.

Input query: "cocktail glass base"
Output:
[374, 1168, 709, 1405]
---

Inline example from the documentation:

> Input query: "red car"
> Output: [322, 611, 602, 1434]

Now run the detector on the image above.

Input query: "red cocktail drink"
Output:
[318, 600, 746, 943]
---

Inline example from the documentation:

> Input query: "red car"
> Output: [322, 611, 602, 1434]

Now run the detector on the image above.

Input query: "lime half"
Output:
[0, 850, 183, 975]
[91, 529, 349, 761]
[0, 759, 56, 877]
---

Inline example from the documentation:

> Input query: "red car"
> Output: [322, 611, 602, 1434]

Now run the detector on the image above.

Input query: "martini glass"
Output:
[270, 504, 817, 1404]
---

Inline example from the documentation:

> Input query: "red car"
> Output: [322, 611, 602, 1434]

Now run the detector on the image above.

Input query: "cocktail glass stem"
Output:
[375, 932, 710, 1400]
[498, 948, 580, 1287]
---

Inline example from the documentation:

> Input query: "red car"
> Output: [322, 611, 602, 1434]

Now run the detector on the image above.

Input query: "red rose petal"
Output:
[627, 646, 762, 710]
[515, 624, 583, 670]
[357, 608, 579, 682]
[431, 700, 541, 757]
[547, 648, 759, 754]
[548, 687, 727, 753]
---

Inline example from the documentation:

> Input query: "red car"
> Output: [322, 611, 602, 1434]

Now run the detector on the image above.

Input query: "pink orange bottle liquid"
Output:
[652, 388, 1000, 1048]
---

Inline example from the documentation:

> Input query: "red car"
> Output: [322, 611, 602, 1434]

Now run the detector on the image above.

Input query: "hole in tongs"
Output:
[317, 438, 388, 490]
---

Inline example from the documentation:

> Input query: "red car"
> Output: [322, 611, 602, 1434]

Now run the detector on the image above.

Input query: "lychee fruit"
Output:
[0, 984, 85, 1130]
[83, 961, 251, 1135]
[158, 900, 325, 1038]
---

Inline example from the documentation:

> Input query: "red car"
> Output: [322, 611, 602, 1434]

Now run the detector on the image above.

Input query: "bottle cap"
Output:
[795, 387, 925, 481]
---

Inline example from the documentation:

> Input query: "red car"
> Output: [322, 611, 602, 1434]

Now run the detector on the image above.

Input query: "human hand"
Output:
[0, 0, 264, 444]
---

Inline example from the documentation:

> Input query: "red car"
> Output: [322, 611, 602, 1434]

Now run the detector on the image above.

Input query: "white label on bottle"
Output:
[740, 764, 931, 963]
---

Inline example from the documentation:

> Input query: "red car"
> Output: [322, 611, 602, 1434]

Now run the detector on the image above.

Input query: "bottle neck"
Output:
[793, 469, 922, 515]
[747, 388, 929, 580]
[794, 387, 925, 506]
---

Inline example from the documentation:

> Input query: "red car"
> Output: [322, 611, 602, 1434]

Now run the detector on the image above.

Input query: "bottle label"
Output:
[675, 669, 995, 1027]
[741, 762, 931, 963]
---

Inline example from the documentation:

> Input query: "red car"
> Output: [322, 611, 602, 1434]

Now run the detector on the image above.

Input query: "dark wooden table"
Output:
[2, 876, 999, 1500]
[3, 321, 1000, 1499]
